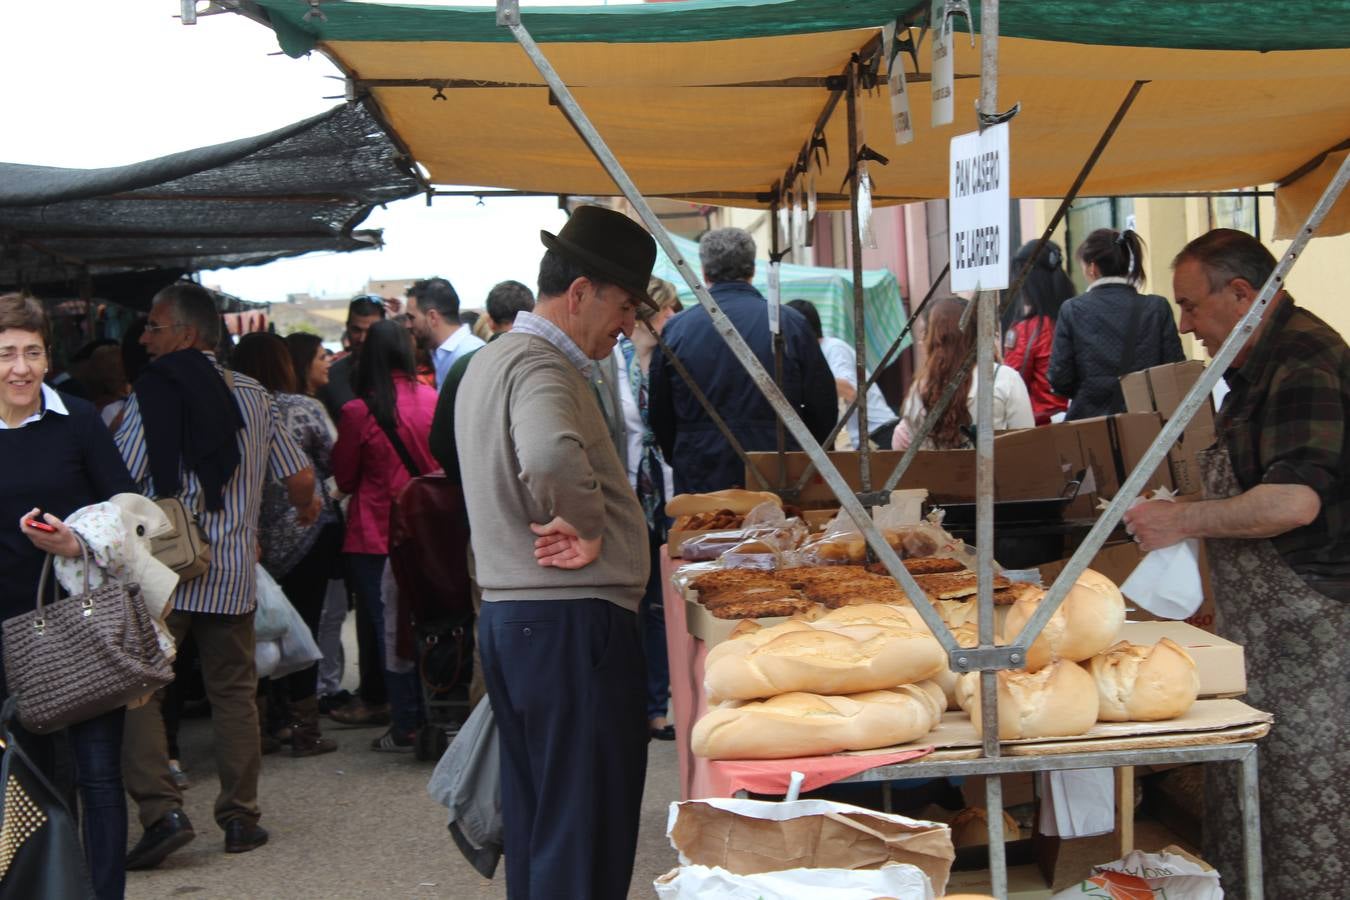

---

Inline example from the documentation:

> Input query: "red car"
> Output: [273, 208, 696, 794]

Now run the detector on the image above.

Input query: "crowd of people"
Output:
[0, 206, 1344, 899]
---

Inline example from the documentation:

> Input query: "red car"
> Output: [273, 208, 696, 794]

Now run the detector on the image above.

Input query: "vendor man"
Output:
[1124, 228, 1348, 897]
[455, 205, 654, 900]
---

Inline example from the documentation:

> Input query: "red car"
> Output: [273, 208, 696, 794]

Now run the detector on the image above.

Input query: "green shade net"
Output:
[256, 0, 1350, 56]
[650, 233, 908, 373]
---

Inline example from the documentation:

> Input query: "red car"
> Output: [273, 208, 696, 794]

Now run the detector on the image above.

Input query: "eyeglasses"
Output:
[143, 321, 185, 333]
[0, 348, 46, 364]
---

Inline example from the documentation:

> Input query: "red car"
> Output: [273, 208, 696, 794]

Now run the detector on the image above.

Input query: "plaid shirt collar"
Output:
[510, 311, 593, 376]
[1226, 295, 1295, 389]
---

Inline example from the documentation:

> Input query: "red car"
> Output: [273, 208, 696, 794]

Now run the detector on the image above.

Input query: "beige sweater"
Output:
[455, 332, 648, 611]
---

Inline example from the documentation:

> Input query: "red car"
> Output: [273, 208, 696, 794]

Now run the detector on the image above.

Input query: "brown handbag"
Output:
[0, 540, 175, 734]
[149, 496, 212, 582]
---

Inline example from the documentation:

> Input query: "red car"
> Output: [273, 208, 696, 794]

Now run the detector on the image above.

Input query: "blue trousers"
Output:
[346, 552, 420, 732]
[479, 598, 648, 900]
[641, 529, 671, 722]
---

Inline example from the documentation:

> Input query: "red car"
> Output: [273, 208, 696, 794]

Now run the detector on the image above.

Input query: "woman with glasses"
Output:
[0, 293, 138, 900]
[331, 320, 439, 751]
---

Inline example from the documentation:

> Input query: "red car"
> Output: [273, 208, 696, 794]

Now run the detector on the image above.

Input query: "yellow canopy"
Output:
[242, 1, 1350, 234]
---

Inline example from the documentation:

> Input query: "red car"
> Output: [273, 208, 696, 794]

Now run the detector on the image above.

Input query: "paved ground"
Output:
[125, 624, 682, 900]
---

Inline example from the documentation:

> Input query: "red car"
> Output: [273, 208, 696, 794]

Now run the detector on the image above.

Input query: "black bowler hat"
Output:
[540, 206, 658, 309]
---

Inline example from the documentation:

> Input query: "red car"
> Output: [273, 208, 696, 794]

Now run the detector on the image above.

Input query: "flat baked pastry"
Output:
[914, 571, 1010, 600]
[709, 598, 821, 619]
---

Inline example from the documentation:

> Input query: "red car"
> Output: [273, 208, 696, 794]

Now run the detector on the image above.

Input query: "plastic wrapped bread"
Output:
[1088, 638, 1200, 721]
[691, 683, 944, 759]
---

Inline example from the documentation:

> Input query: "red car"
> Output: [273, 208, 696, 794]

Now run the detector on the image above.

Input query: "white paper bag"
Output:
[1037, 768, 1115, 838]
[655, 862, 934, 900]
[1121, 539, 1204, 619]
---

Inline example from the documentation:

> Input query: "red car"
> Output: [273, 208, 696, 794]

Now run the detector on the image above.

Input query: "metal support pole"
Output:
[500, 10, 966, 657]
[976, 4, 1007, 896]
[1005, 80, 1147, 303]
[845, 60, 872, 486]
[769, 196, 788, 487]
[1240, 748, 1264, 900]
[1010, 149, 1350, 663]
[791, 262, 950, 493]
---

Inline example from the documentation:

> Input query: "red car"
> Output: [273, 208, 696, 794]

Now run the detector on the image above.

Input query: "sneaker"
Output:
[168, 759, 190, 790]
[370, 727, 415, 753]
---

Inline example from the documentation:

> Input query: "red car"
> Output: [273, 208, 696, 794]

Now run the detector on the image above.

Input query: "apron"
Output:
[1198, 443, 1350, 897]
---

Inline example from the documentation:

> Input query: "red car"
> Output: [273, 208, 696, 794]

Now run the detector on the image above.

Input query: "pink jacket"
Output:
[332, 376, 440, 555]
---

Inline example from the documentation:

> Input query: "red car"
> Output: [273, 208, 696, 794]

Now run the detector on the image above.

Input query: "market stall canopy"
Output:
[0, 101, 424, 301]
[653, 234, 906, 371]
[236, 0, 1350, 236]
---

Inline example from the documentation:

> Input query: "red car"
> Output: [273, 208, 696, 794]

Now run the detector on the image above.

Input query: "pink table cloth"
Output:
[662, 548, 935, 799]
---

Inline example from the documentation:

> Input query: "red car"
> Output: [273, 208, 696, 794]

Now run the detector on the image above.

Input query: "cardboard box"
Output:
[747, 436, 1069, 509]
[686, 596, 792, 646]
[1119, 620, 1245, 697]
[1120, 361, 1217, 495]
[962, 773, 1036, 810]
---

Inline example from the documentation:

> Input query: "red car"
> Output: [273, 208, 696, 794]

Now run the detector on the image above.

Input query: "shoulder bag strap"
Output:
[1018, 317, 1043, 380]
[365, 400, 422, 478]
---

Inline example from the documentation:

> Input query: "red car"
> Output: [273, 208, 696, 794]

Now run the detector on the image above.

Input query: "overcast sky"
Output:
[0, 1, 628, 308]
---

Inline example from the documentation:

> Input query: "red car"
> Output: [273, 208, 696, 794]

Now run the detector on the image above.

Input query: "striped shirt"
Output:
[115, 353, 311, 615]
[511, 311, 592, 375]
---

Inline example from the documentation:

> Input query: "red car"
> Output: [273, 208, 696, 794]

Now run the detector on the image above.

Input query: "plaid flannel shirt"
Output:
[1218, 297, 1349, 577]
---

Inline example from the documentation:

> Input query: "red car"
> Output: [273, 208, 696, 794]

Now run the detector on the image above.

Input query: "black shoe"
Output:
[317, 690, 353, 715]
[224, 819, 269, 854]
[649, 724, 677, 741]
[125, 809, 195, 870]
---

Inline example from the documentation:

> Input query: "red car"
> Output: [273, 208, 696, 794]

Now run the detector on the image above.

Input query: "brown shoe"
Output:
[328, 700, 390, 727]
[289, 696, 338, 757]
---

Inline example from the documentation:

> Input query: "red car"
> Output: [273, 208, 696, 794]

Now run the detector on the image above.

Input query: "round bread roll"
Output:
[666, 489, 781, 517]
[815, 602, 927, 632]
[691, 684, 941, 759]
[1001, 569, 1125, 671]
[704, 621, 946, 701]
[956, 659, 1099, 740]
[1089, 638, 1199, 721]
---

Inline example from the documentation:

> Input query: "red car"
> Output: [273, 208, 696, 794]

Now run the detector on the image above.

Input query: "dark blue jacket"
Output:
[649, 281, 836, 494]
[1048, 282, 1185, 420]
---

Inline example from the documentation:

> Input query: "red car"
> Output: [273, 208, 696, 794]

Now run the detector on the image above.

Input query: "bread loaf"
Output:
[704, 618, 946, 701]
[1089, 638, 1199, 721]
[666, 489, 781, 517]
[691, 684, 942, 759]
[1001, 569, 1125, 671]
[956, 660, 1099, 740]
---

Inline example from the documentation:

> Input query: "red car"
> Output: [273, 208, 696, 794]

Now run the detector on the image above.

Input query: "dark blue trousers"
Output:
[479, 598, 648, 900]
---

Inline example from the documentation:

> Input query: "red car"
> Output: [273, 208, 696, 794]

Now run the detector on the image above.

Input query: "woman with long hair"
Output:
[892, 296, 1034, 451]
[231, 333, 341, 757]
[331, 320, 438, 752]
[1048, 228, 1185, 420]
[1003, 240, 1078, 424]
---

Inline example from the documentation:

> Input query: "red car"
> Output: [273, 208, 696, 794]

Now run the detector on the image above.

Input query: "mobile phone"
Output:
[24, 517, 57, 534]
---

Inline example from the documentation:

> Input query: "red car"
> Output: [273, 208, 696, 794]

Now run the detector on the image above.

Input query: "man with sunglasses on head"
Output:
[317, 295, 386, 423]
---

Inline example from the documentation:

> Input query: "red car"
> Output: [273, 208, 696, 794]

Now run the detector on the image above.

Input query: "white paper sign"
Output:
[930, 1, 954, 127]
[948, 122, 1010, 291]
[767, 261, 782, 334]
[889, 67, 914, 144]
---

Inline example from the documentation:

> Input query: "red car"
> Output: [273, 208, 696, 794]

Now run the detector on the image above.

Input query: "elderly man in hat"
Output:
[454, 205, 655, 900]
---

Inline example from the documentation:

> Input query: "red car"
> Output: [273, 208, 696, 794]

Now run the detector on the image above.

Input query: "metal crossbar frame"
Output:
[484, 3, 1350, 896]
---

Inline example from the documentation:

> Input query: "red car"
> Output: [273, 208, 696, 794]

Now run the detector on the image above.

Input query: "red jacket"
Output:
[1004, 316, 1067, 425]
[332, 375, 440, 554]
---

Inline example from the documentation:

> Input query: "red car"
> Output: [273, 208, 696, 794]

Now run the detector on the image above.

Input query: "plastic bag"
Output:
[1116, 488, 1204, 618]
[254, 640, 281, 678]
[1051, 846, 1222, 899]
[254, 564, 290, 641]
[270, 594, 322, 679]
[679, 520, 809, 563]
[655, 863, 934, 900]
